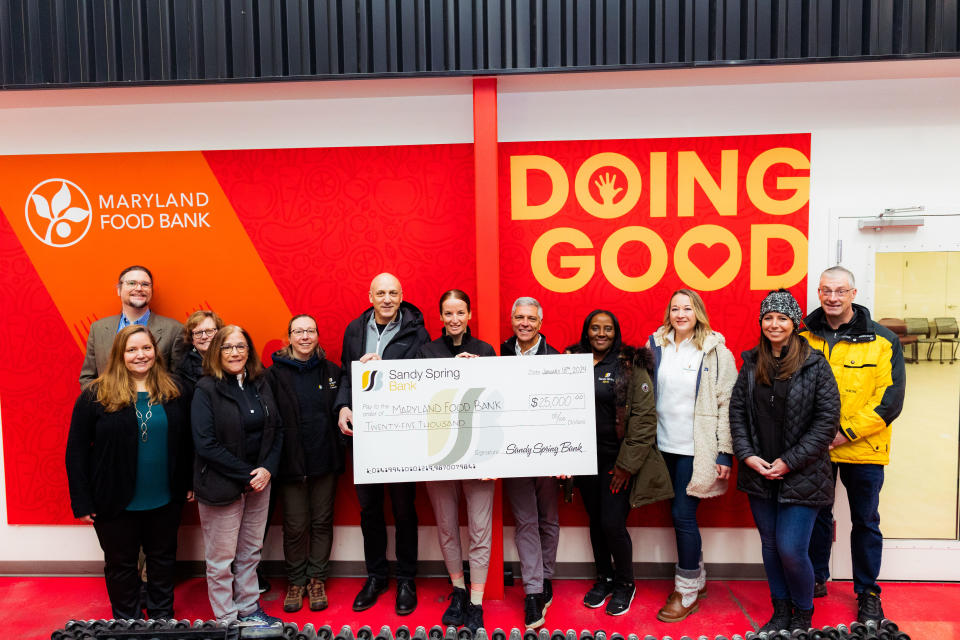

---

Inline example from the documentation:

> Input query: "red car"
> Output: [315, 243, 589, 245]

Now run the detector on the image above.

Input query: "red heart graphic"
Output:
[687, 242, 730, 279]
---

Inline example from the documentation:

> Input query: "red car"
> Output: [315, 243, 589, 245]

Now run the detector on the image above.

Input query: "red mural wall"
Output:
[0, 133, 808, 528]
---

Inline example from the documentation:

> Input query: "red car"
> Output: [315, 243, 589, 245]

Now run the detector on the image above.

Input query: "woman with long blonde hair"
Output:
[66, 325, 193, 620]
[647, 289, 738, 622]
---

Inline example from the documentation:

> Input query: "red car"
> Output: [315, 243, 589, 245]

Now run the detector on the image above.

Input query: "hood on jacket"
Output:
[803, 303, 876, 343]
[270, 348, 325, 371]
[360, 300, 427, 335]
[652, 324, 728, 354]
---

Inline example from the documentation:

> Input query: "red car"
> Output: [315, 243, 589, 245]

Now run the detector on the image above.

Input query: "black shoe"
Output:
[441, 587, 468, 627]
[605, 581, 635, 616]
[583, 578, 614, 608]
[789, 605, 814, 631]
[857, 591, 884, 623]
[813, 581, 827, 598]
[543, 579, 553, 608]
[352, 576, 388, 612]
[523, 593, 546, 629]
[464, 602, 484, 634]
[759, 598, 793, 633]
[395, 579, 417, 616]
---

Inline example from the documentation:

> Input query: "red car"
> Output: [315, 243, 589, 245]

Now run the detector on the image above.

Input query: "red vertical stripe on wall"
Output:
[473, 77, 504, 600]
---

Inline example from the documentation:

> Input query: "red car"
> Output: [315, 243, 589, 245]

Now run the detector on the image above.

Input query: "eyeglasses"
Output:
[192, 328, 218, 338]
[819, 287, 852, 298]
[220, 343, 248, 353]
[121, 280, 153, 289]
[290, 328, 318, 337]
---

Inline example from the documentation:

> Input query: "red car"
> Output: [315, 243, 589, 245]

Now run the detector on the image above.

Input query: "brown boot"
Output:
[283, 583, 306, 613]
[307, 578, 328, 611]
[656, 572, 700, 622]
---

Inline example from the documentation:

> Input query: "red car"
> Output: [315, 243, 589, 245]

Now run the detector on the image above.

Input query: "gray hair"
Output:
[511, 296, 543, 320]
[820, 265, 856, 289]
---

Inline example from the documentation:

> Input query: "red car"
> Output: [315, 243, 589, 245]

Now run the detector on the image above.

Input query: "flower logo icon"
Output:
[24, 179, 92, 247]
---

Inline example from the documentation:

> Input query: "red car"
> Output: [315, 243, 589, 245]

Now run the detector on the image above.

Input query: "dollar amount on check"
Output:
[351, 353, 597, 483]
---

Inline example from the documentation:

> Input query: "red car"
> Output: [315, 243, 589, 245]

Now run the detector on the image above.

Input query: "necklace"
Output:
[135, 398, 153, 442]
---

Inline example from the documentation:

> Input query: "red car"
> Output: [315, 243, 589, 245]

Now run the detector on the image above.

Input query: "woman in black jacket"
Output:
[265, 314, 342, 614]
[730, 289, 840, 633]
[192, 325, 283, 625]
[65, 325, 192, 620]
[175, 310, 222, 390]
[417, 289, 496, 634]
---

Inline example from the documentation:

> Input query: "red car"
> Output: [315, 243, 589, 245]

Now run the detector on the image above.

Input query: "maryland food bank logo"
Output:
[24, 179, 92, 247]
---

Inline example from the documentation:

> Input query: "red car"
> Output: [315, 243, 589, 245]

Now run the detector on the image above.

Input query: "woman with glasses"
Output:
[730, 290, 839, 633]
[648, 289, 738, 623]
[417, 289, 496, 634]
[66, 325, 193, 620]
[176, 310, 223, 390]
[192, 325, 284, 625]
[264, 315, 342, 613]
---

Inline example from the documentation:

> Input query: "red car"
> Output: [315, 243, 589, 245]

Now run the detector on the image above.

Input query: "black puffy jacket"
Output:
[730, 346, 840, 506]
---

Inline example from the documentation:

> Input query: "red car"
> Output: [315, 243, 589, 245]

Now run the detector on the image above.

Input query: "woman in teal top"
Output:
[66, 325, 193, 620]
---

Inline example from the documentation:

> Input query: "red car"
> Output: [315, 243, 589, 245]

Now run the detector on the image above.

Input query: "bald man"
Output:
[335, 273, 430, 615]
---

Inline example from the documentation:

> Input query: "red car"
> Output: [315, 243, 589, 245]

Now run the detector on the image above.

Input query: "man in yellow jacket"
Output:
[799, 266, 905, 624]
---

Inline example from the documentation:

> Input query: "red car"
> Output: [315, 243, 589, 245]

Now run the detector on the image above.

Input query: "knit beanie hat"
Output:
[759, 288, 803, 331]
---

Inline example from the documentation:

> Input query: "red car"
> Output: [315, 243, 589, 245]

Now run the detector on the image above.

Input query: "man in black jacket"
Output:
[336, 273, 430, 615]
[500, 297, 561, 629]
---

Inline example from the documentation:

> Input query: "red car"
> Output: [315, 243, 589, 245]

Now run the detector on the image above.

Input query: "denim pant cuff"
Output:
[676, 564, 700, 579]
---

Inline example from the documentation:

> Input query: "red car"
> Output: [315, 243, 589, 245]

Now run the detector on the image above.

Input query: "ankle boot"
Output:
[696, 555, 707, 599]
[759, 598, 793, 633]
[656, 567, 700, 622]
[789, 604, 814, 631]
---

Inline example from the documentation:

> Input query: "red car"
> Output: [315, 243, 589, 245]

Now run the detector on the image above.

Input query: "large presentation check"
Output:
[351, 353, 597, 483]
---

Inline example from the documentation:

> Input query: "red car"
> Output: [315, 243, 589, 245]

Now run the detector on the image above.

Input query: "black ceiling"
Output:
[2, 0, 959, 89]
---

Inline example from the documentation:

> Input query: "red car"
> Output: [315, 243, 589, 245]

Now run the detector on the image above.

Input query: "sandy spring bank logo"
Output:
[24, 179, 93, 247]
[361, 370, 383, 392]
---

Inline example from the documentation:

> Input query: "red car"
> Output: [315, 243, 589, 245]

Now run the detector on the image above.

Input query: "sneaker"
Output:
[583, 578, 614, 608]
[464, 602, 484, 634]
[605, 581, 635, 616]
[441, 587, 468, 627]
[857, 591, 884, 623]
[283, 584, 305, 613]
[523, 593, 546, 629]
[239, 606, 282, 626]
[543, 579, 553, 608]
[307, 578, 328, 612]
[813, 581, 827, 598]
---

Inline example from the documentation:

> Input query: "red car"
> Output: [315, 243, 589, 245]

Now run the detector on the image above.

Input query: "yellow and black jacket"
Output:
[800, 304, 905, 465]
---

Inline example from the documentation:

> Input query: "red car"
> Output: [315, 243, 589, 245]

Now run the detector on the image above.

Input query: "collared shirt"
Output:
[364, 310, 402, 356]
[117, 309, 151, 333]
[656, 330, 703, 456]
[515, 334, 542, 356]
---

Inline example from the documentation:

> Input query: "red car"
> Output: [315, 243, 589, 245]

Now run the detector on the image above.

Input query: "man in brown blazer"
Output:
[78, 265, 184, 387]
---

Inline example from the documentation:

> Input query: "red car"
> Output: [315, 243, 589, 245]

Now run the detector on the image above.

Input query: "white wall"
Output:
[2, 58, 959, 574]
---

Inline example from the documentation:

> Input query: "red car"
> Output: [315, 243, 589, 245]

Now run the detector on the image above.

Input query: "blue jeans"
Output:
[749, 495, 818, 611]
[662, 452, 701, 571]
[809, 462, 884, 594]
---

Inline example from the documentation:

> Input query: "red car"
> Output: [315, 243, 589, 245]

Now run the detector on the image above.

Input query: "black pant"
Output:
[575, 454, 634, 583]
[92, 502, 183, 619]
[355, 482, 418, 579]
[279, 474, 338, 584]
